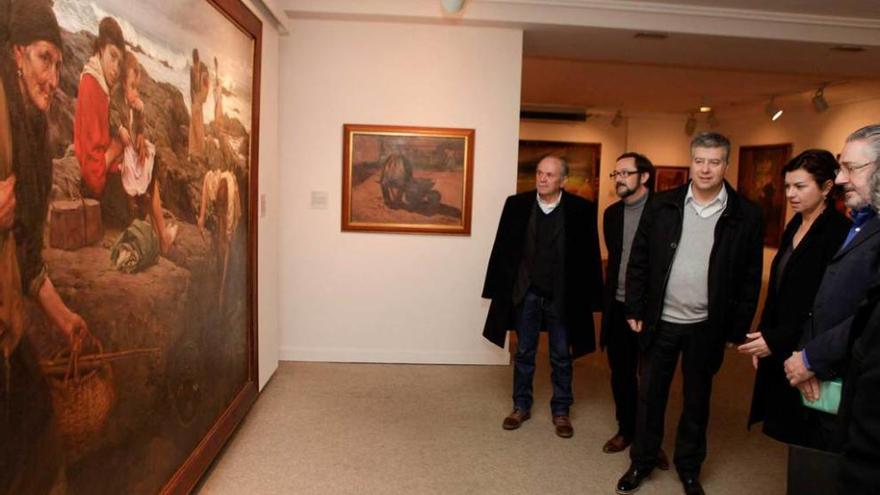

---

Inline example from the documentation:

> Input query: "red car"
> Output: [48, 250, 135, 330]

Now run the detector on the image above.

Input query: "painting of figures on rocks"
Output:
[342, 124, 475, 235]
[0, 0, 260, 493]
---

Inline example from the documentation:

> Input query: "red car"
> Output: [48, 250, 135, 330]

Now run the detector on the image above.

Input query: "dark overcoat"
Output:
[800, 214, 880, 379]
[837, 278, 880, 492]
[624, 181, 764, 373]
[481, 190, 603, 358]
[747, 207, 850, 444]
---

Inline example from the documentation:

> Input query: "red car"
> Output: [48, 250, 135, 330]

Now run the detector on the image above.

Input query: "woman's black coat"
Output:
[748, 206, 850, 444]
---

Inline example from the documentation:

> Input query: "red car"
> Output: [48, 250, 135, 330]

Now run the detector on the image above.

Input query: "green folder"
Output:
[801, 378, 843, 415]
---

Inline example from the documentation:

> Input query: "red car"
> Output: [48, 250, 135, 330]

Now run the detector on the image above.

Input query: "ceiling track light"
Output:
[812, 87, 829, 113]
[698, 96, 712, 113]
[765, 97, 783, 121]
[684, 113, 697, 136]
[611, 110, 623, 128]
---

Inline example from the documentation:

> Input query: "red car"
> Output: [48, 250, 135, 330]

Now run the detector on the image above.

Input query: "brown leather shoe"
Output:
[657, 448, 670, 471]
[553, 415, 574, 438]
[502, 409, 531, 430]
[603, 433, 632, 453]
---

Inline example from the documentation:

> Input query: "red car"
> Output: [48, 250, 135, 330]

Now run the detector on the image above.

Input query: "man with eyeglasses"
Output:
[783, 125, 880, 457]
[482, 155, 603, 439]
[600, 152, 670, 470]
[616, 132, 764, 495]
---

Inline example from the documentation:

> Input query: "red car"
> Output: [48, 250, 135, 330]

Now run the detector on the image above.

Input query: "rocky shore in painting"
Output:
[49, 28, 250, 222]
[18, 26, 252, 493]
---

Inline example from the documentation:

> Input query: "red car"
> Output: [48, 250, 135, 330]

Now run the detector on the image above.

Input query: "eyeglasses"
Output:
[609, 170, 640, 179]
[835, 160, 876, 177]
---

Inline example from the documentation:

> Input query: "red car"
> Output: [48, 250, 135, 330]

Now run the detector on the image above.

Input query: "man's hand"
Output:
[627, 319, 643, 333]
[0, 175, 16, 230]
[784, 351, 814, 386]
[737, 332, 772, 358]
[797, 376, 821, 402]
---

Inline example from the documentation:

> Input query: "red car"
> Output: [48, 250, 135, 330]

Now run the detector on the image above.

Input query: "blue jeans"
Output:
[512, 288, 573, 416]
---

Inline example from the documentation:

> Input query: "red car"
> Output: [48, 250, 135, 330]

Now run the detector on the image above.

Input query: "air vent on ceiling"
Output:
[830, 45, 866, 53]
[634, 32, 668, 40]
[520, 106, 589, 122]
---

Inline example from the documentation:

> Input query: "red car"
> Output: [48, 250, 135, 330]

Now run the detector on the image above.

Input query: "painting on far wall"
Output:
[517, 140, 601, 202]
[342, 124, 475, 235]
[654, 166, 690, 192]
[2, 0, 261, 493]
[737, 144, 793, 248]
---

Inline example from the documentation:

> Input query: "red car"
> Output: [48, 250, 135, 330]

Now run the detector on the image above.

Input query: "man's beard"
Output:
[616, 183, 637, 199]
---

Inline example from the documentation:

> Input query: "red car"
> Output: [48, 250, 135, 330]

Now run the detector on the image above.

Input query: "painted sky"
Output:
[54, 0, 255, 131]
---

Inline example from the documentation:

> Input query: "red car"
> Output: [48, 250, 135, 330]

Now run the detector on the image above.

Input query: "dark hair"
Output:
[120, 50, 140, 87]
[94, 16, 125, 55]
[617, 151, 655, 191]
[9, 0, 63, 52]
[690, 132, 731, 163]
[782, 149, 838, 203]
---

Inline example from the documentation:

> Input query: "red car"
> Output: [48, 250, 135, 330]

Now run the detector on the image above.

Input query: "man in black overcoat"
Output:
[482, 155, 602, 438]
[784, 125, 880, 450]
[616, 132, 764, 495]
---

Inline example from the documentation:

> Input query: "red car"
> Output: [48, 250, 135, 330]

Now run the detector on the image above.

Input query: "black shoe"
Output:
[681, 476, 705, 495]
[616, 465, 651, 494]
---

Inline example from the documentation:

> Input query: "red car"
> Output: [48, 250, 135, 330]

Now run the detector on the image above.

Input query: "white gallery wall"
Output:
[244, 0, 282, 389]
[278, 19, 523, 364]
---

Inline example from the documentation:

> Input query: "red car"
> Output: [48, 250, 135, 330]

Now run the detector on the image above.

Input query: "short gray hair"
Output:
[847, 124, 880, 163]
[540, 154, 569, 177]
[690, 132, 731, 163]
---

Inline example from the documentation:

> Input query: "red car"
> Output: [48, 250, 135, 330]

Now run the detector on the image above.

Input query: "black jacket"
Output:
[600, 196, 649, 348]
[800, 214, 880, 380]
[837, 279, 880, 493]
[748, 207, 850, 444]
[624, 181, 764, 371]
[482, 190, 603, 358]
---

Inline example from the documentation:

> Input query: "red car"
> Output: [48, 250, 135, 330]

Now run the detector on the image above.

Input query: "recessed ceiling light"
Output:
[699, 106, 712, 113]
[634, 32, 668, 40]
[830, 45, 866, 53]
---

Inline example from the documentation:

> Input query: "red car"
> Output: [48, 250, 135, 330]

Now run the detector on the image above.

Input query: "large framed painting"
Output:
[517, 140, 601, 201]
[342, 124, 475, 235]
[737, 144, 792, 248]
[654, 166, 690, 192]
[2, 0, 261, 493]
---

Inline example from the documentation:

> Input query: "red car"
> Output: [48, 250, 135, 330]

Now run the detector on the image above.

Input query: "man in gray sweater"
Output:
[616, 133, 764, 495]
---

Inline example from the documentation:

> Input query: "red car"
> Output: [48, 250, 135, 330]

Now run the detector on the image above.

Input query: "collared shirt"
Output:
[842, 206, 876, 250]
[685, 183, 728, 218]
[537, 191, 562, 214]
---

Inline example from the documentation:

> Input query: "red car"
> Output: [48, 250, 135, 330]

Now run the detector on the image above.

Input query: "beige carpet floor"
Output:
[197, 338, 786, 494]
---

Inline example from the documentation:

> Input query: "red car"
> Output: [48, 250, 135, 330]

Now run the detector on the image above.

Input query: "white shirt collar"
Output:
[537, 191, 562, 214]
[685, 183, 727, 218]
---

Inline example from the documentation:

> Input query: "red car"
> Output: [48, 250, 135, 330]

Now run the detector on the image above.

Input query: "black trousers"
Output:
[631, 320, 714, 478]
[606, 300, 640, 439]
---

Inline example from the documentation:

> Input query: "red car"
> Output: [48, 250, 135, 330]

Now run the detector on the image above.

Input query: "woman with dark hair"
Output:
[74, 16, 125, 200]
[1, 1, 89, 492]
[739, 150, 850, 449]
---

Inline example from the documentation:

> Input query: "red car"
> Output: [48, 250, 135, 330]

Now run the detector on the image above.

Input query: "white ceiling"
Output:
[277, 0, 880, 114]
[610, 0, 880, 19]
